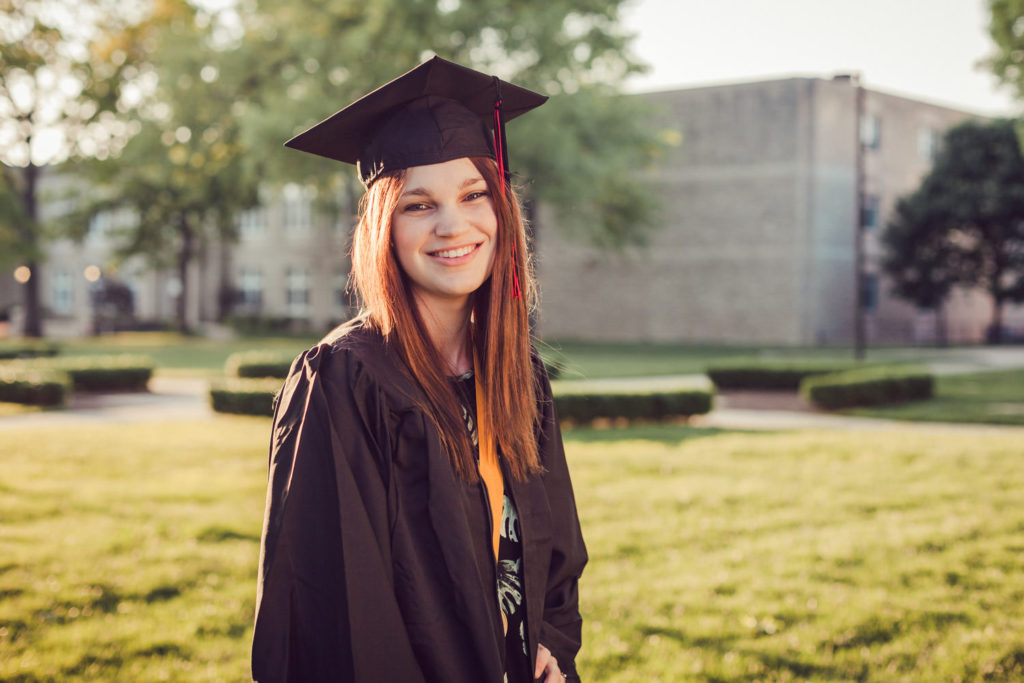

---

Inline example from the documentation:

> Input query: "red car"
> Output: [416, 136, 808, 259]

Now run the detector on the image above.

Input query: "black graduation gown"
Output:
[251, 324, 588, 682]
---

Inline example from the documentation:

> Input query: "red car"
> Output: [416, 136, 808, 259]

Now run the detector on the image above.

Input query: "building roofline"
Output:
[632, 74, 1009, 118]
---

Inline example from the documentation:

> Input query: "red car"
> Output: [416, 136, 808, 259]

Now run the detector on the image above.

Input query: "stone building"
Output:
[7, 76, 1022, 343]
[536, 76, 1023, 344]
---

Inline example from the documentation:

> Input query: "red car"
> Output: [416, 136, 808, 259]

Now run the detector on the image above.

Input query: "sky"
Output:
[621, 0, 1018, 116]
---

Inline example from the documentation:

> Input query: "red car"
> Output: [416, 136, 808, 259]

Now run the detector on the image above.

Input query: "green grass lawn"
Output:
[846, 368, 1024, 427]
[2, 420, 1023, 681]
[47, 333, 319, 377]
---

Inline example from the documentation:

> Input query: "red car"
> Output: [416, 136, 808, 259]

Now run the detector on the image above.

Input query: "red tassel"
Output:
[492, 78, 519, 299]
[492, 97, 506, 197]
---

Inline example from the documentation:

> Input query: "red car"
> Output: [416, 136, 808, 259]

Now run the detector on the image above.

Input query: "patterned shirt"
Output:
[451, 372, 531, 682]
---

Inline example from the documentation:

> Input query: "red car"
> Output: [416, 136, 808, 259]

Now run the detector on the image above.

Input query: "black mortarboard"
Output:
[284, 56, 547, 188]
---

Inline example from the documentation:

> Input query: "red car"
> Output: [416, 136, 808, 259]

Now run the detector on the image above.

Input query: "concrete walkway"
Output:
[0, 377, 214, 430]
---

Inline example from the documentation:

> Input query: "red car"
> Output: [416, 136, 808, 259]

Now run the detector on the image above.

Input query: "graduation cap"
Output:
[284, 56, 548, 190]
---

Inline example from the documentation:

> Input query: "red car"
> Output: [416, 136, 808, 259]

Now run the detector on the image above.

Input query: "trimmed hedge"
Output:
[209, 377, 715, 422]
[0, 342, 60, 360]
[706, 360, 865, 390]
[7, 355, 154, 392]
[209, 378, 282, 416]
[0, 366, 69, 406]
[225, 350, 295, 379]
[553, 388, 713, 422]
[800, 366, 934, 410]
[59, 356, 154, 391]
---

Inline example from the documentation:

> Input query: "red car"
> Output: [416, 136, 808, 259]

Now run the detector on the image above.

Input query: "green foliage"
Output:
[1, 0, 148, 334]
[8, 354, 154, 391]
[0, 366, 68, 405]
[68, 0, 263, 333]
[988, 0, 1024, 102]
[235, 0, 665, 247]
[0, 341, 60, 360]
[55, 355, 154, 392]
[882, 192, 963, 309]
[705, 360, 866, 390]
[554, 387, 713, 422]
[209, 378, 281, 416]
[225, 350, 295, 379]
[883, 118, 1024, 342]
[846, 367, 1024, 426]
[801, 366, 934, 410]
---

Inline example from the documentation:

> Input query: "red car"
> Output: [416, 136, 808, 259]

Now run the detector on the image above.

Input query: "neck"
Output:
[415, 294, 473, 375]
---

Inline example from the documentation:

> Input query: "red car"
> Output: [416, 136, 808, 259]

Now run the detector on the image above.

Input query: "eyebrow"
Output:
[400, 175, 486, 198]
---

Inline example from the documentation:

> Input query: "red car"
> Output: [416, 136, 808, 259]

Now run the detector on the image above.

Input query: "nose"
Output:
[433, 204, 470, 238]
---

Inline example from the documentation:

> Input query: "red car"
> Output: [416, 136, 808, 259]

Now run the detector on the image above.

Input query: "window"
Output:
[88, 212, 112, 240]
[860, 194, 880, 230]
[283, 184, 312, 233]
[238, 267, 263, 309]
[862, 274, 879, 312]
[52, 270, 73, 314]
[917, 126, 939, 162]
[285, 266, 310, 315]
[88, 208, 138, 242]
[239, 207, 267, 240]
[860, 114, 881, 150]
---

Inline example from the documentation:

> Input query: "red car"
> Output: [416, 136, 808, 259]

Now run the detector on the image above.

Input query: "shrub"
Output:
[801, 366, 934, 410]
[62, 356, 154, 391]
[225, 350, 296, 379]
[0, 342, 60, 360]
[706, 360, 865, 390]
[0, 366, 69, 406]
[8, 355, 154, 392]
[209, 378, 281, 416]
[553, 388, 713, 422]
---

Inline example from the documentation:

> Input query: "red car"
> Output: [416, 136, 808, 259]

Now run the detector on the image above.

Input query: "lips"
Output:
[429, 243, 480, 260]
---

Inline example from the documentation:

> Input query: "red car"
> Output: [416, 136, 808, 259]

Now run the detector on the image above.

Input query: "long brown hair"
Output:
[348, 156, 541, 482]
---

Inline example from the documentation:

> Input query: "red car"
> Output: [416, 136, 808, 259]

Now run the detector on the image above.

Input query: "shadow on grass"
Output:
[562, 422, 759, 445]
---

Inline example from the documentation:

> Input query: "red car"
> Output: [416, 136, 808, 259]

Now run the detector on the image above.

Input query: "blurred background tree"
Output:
[0, 0, 147, 337]
[74, 0, 260, 334]
[66, 0, 667, 334]
[231, 0, 667, 248]
[882, 193, 965, 346]
[884, 119, 1024, 344]
[988, 0, 1024, 103]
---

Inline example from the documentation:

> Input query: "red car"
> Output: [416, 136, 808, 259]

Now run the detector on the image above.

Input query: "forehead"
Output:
[402, 157, 483, 191]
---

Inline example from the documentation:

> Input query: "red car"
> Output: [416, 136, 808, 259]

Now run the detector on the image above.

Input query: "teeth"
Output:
[434, 245, 475, 258]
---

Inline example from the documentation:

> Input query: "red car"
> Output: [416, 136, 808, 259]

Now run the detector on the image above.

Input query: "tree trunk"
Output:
[935, 301, 947, 348]
[176, 214, 193, 335]
[989, 294, 1005, 345]
[217, 239, 233, 322]
[20, 163, 43, 338]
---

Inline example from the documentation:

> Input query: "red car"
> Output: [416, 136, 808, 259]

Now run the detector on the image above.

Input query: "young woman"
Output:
[251, 57, 587, 683]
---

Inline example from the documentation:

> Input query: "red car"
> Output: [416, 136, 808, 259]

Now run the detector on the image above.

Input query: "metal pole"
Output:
[854, 76, 866, 361]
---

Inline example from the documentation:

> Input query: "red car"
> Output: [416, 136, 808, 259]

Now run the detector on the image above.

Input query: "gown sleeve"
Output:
[250, 344, 425, 683]
[534, 360, 589, 683]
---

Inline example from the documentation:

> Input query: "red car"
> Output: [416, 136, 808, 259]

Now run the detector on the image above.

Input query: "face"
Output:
[391, 157, 498, 312]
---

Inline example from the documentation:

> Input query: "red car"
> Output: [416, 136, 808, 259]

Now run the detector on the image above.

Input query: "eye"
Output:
[464, 190, 489, 202]
[402, 202, 431, 213]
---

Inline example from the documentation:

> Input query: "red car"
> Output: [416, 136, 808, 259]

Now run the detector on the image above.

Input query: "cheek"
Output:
[390, 217, 420, 270]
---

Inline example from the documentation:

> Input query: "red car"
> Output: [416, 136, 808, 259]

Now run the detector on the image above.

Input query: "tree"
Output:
[0, 0, 145, 336]
[988, 0, 1024, 102]
[882, 193, 965, 345]
[75, 0, 259, 333]
[232, 0, 666, 248]
[883, 119, 1024, 343]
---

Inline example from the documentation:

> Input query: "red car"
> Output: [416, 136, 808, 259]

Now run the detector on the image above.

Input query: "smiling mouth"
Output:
[430, 243, 480, 259]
